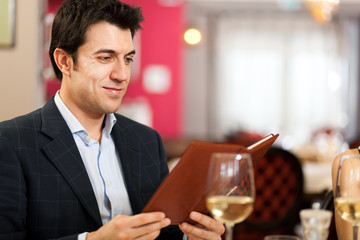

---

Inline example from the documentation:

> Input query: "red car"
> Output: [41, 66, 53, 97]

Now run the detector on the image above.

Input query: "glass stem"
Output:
[353, 225, 359, 240]
[225, 224, 234, 240]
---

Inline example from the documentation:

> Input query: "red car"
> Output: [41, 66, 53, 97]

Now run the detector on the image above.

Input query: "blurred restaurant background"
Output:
[1, 0, 360, 238]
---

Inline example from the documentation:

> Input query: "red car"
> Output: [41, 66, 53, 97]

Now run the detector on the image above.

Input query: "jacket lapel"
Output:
[40, 98, 102, 227]
[111, 120, 144, 214]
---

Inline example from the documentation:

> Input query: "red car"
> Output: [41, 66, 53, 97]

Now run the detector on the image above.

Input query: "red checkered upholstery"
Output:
[233, 147, 304, 240]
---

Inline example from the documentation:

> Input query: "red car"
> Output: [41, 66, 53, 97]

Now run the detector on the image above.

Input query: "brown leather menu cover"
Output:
[142, 133, 279, 225]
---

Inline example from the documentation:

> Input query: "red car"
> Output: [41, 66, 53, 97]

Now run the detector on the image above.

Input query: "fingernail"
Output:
[163, 218, 170, 226]
[191, 211, 199, 218]
[182, 222, 189, 229]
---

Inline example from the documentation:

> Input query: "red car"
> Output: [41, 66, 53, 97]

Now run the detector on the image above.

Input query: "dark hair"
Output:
[49, 0, 144, 80]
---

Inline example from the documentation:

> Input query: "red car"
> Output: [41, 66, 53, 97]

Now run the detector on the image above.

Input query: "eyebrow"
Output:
[126, 50, 136, 56]
[94, 49, 136, 56]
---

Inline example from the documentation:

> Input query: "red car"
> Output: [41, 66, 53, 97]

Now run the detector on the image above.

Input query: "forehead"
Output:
[82, 21, 133, 52]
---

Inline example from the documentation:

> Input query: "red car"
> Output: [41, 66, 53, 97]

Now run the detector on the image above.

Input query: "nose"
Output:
[110, 60, 129, 82]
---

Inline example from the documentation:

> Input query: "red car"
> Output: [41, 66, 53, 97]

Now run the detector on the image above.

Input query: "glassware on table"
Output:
[264, 235, 300, 240]
[334, 154, 360, 240]
[206, 152, 255, 240]
[300, 208, 332, 240]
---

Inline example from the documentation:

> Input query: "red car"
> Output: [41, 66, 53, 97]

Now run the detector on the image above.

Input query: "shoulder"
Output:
[0, 109, 43, 149]
[113, 113, 159, 136]
[332, 148, 358, 167]
[332, 148, 359, 187]
[0, 109, 42, 134]
[112, 113, 164, 149]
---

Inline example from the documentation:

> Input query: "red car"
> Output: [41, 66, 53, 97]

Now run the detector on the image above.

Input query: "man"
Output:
[0, 0, 225, 239]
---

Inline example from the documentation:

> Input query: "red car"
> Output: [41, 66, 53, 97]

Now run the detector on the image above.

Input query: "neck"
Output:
[58, 92, 105, 142]
[72, 110, 105, 143]
[80, 114, 105, 143]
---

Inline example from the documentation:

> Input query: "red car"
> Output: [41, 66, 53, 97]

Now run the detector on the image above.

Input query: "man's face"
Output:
[60, 21, 134, 118]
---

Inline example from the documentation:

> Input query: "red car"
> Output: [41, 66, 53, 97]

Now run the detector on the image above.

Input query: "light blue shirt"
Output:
[54, 92, 132, 240]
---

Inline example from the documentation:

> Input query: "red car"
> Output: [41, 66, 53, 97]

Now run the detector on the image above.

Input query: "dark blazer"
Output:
[0, 98, 183, 240]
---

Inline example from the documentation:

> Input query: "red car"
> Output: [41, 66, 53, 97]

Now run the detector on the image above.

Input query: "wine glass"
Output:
[334, 154, 360, 240]
[206, 152, 255, 240]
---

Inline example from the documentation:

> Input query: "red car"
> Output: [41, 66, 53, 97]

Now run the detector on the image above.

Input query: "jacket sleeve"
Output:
[158, 225, 184, 240]
[0, 134, 27, 240]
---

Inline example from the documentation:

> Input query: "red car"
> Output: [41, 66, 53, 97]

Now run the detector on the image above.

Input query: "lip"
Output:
[103, 86, 123, 95]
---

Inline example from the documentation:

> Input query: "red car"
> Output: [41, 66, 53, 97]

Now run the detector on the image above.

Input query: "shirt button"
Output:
[85, 135, 90, 141]
[106, 182, 110, 187]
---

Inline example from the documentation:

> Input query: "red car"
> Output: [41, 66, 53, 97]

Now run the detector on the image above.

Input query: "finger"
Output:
[122, 212, 167, 228]
[189, 211, 225, 235]
[179, 222, 221, 240]
[132, 218, 171, 236]
[113, 228, 161, 240]
[134, 217, 171, 232]
[109, 213, 169, 239]
[133, 229, 162, 240]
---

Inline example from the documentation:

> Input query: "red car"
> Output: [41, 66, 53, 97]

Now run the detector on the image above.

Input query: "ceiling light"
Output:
[304, 0, 340, 24]
[184, 28, 202, 45]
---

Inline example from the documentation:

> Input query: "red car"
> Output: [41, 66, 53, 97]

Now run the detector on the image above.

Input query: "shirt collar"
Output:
[54, 91, 117, 135]
[104, 111, 117, 134]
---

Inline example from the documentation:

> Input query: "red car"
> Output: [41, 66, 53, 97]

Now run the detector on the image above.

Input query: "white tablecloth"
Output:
[302, 161, 332, 194]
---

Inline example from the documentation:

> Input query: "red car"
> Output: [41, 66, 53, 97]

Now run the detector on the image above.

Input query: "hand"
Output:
[332, 148, 360, 240]
[179, 211, 225, 240]
[86, 212, 171, 240]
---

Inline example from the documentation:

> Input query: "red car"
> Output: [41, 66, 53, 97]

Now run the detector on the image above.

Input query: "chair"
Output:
[349, 138, 360, 149]
[233, 146, 304, 240]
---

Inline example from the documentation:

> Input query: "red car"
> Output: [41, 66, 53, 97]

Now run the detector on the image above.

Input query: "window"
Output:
[211, 13, 358, 147]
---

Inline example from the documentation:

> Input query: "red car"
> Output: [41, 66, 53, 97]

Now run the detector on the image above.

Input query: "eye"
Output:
[125, 56, 134, 64]
[98, 55, 113, 62]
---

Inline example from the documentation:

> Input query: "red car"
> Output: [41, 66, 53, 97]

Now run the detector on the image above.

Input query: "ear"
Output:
[53, 48, 73, 77]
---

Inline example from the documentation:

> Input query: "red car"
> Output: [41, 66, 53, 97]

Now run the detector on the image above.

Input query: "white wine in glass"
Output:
[206, 153, 255, 240]
[334, 154, 360, 240]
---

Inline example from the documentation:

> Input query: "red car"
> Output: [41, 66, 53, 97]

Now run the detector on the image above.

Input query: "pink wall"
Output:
[123, 0, 184, 139]
[46, 0, 185, 139]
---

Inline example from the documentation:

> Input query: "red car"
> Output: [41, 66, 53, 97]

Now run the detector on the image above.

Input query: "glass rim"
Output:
[211, 152, 251, 158]
[300, 208, 333, 218]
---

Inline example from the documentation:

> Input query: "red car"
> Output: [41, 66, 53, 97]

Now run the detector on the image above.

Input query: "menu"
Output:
[142, 134, 279, 224]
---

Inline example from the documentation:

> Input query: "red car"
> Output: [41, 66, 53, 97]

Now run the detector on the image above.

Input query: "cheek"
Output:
[86, 68, 111, 87]
[77, 58, 110, 80]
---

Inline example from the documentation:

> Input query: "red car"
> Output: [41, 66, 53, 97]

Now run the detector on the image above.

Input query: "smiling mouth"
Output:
[103, 87, 123, 95]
